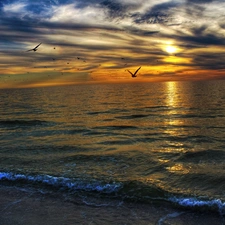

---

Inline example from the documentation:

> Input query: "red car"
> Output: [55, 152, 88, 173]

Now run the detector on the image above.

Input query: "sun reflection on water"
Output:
[165, 81, 184, 127]
[167, 163, 190, 174]
[166, 81, 177, 108]
[160, 82, 187, 155]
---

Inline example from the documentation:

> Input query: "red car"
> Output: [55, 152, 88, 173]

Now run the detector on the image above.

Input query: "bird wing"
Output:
[134, 66, 141, 76]
[34, 43, 42, 49]
[26, 43, 42, 52]
[127, 70, 134, 76]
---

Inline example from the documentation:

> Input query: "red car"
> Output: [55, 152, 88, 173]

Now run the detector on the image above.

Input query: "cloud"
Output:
[191, 53, 225, 70]
[186, 0, 215, 4]
[130, 1, 181, 24]
[48, 3, 106, 24]
[100, 0, 127, 20]
[150, 1, 181, 12]
[3, 2, 26, 13]
[173, 24, 225, 47]
[1, 0, 225, 88]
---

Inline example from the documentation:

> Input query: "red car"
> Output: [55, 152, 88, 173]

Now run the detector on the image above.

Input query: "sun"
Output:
[165, 45, 177, 54]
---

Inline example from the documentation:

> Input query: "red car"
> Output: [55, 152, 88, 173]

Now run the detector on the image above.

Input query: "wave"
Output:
[115, 114, 150, 119]
[0, 119, 48, 127]
[0, 172, 122, 194]
[1, 172, 225, 215]
[93, 125, 138, 130]
[169, 196, 225, 215]
[177, 149, 225, 162]
[69, 125, 138, 135]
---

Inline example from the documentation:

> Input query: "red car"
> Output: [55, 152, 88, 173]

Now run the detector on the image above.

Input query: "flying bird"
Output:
[127, 66, 141, 78]
[27, 43, 42, 52]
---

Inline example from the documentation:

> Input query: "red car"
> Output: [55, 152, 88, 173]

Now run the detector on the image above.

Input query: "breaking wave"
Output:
[1, 172, 225, 215]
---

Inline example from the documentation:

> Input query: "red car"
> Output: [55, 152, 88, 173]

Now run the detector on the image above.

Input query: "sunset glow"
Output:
[165, 45, 177, 55]
[1, 0, 225, 88]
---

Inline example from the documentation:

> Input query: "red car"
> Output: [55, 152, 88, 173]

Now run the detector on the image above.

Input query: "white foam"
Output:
[0, 172, 122, 193]
[169, 196, 225, 215]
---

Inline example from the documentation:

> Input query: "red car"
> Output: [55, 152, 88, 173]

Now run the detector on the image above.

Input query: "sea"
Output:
[0, 80, 225, 223]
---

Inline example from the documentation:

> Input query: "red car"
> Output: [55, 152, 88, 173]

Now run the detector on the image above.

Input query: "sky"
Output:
[1, 0, 225, 88]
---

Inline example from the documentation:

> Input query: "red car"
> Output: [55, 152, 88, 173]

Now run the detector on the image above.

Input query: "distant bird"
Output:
[27, 43, 42, 52]
[127, 66, 141, 78]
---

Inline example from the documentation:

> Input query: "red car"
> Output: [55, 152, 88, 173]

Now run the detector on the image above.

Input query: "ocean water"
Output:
[0, 80, 225, 217]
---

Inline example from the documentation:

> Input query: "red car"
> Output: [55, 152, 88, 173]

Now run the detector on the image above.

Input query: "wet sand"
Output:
[0, 185, 223, 225]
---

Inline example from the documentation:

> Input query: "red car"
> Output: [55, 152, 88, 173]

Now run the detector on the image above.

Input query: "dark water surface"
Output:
[0, 80, 225, 223]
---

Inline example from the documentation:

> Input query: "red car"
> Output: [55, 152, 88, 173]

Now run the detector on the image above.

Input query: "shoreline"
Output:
[0, 185, 223, 225]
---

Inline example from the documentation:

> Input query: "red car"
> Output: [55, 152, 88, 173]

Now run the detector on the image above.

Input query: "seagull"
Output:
[127, 66, 141, 78]
[27, 43, 42, 52]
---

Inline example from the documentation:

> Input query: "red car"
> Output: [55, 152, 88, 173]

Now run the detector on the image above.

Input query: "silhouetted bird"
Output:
[127, 66, 141, 78]
[27, 43, 42, 52]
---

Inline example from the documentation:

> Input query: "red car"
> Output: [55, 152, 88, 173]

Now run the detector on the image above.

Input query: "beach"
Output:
[0, 185, 223, 225]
